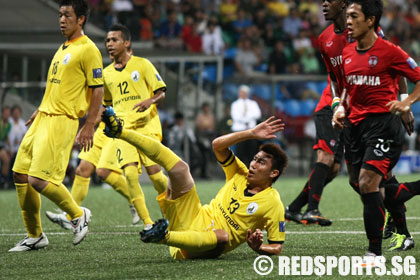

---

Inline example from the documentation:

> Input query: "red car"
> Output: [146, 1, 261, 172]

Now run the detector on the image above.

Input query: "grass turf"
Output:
[1, 174, 420, 279]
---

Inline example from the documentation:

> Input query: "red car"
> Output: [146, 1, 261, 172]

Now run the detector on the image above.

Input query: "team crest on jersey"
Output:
[131, 71, 140, 82]
[368, 56, 378, 68]
[246, 202, 258, 215]
[326, 41, 333, 47]
[63, 53, 71, 65]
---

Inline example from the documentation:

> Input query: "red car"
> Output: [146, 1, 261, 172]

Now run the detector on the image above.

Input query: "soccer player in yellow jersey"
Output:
[103, 108, 287, 259]
[9, 0, 103, 252]
[98, 23, 168, 228]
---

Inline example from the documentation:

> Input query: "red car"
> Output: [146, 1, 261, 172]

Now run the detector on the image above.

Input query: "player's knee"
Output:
[317, 150, 334, 167]
[214, 229, 229, 245]
[13, 172, 27, 184]
[76, 162, 94, 178]
[96, 168, 111, 181]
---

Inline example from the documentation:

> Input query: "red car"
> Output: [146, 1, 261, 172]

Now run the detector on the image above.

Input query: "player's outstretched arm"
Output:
[133, 89, 166, 112]
[212, 117, 285, 162]
[77, 86, 104, 152]
[247, 229, 282, 255]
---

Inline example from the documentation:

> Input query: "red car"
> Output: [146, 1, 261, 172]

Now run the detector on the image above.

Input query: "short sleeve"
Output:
[140, 58, 166, 93]
[82, 44, 104, 87]
[265, 198, 286, 243]
[389, 45, 420, 83]
[218, 151, 248, 181]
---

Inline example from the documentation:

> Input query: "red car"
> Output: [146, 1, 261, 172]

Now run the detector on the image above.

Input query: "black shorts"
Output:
[344, 113, 403, 179]
[313, 106, 344, 163]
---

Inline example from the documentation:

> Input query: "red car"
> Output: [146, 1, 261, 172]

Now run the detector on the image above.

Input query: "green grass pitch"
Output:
[1, 174, 420, 279]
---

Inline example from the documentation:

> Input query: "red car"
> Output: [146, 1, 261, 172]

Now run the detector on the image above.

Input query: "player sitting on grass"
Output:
[102, 107, 287, 259]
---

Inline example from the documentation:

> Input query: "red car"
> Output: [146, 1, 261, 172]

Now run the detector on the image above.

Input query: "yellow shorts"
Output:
[98, 133, 161, 172]
[157, 186, 214, 259]
[13, 112, 78, 185]
[78, 122, 111, 167]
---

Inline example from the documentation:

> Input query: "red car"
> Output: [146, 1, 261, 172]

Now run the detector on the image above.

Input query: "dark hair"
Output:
[348, 0, 383, 31]
[11, 105, 22, 114]
[259, 143, 288, 183]
[109, 23, 131, 42]
[59, 0, 89, 27]
[174, 112, 184, 120]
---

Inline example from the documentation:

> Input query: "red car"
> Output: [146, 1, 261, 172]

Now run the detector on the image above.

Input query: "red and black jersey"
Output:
[343, 37, 420, 125]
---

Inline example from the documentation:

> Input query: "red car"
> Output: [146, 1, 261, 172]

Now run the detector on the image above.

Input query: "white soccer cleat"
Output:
[129, 204, 141, 225]
[8, 233, 49, 252]
[144, 223, 153, 231]
[71, 207, 92, 245]
[45, 210, 73, 230]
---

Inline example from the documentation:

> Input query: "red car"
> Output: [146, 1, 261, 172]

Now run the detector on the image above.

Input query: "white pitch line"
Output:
[4, 231, 420, 237]
[336, 217, 420, 221]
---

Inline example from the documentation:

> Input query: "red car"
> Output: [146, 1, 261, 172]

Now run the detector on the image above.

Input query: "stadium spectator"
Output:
[195, 102, 216, 178]
[230, 85, 262, 166]
[102, 108, 287, 259]
[155, 10, 183, 49]
[232, 9, 252, 40]
[333, 0, 420, 257]
[234, 38, 263, 77]
[283, 8, 303, 38]
[0, 106, 12, 188]
[202, 19, 224, 55]
[268, 40, 288, 74]
[8, 105, 27, 187]
[9, 0, 101, 252]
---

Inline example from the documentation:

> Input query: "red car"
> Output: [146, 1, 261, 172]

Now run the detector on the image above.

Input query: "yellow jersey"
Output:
[103, 56, 166, 137]
[39, 35, 103, 118]
[202, 152, 286, 253]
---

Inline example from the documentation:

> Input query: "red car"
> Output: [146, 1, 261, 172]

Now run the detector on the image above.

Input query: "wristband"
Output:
[400, 93, 408, 101]
[331, 97, 341, 111]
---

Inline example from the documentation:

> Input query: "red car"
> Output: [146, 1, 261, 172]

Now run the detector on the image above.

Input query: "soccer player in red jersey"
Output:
[333, 0, 420, 256]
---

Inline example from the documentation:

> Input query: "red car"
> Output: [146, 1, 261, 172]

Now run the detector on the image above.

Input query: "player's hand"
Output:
[332, 105, 345, 129]
[387, 99, 410, 115]
[400, 110, 414, 136]
[247, 229, 264, 251]
[133, 99, 153, 112]
[252, 117, 285, 139]
[76, 122, 95, 152]
[25, 109, 39, 126]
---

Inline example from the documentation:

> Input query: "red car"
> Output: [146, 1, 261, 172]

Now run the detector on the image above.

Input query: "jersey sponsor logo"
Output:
[329, 55, 343, 68]
[279, 221, 285, 232]
[407, 57, 418, 70]
[346, 75, 381, 86]
[114, 95, 142, 106]
[326, 41, 333, 47]
[368, 56, 378, 68]
[345, 58, 352, 64]
[62, 53, 71, 65]
[48, 78, 61, 84]
[93, 68, 102, 78]
[131, 71, 140, 82]
[246, 202, 259, 215]
[219, 203, 240, 230]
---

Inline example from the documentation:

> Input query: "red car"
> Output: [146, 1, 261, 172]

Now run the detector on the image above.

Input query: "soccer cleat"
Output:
[383, 212, 395, 239]
[102, 106, 123, 138]
[140, 218, 169, 243]
[302, 209, 332, 226]
[8, 233, 49, 252]
[144, 224, 153, 231]
[129, 204, 141, 225]
[360, 252, 383, 268]
[285, 206, 304, 224]
[71, 207, 92, 245]
[388, 233, 415, 251]
[45, 210, 73, 230]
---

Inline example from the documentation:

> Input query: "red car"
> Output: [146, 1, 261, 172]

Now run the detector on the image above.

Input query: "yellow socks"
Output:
[104, 171, 131, 202]
[15, 183, 42, 238]
[70, 175, 90, 206]
[165, 231, 218, 252]
[149, 170, 168, 194]
[41, 182, 83, 220]
[124, 165, 153, 225]
[120, 130, 180, 171]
